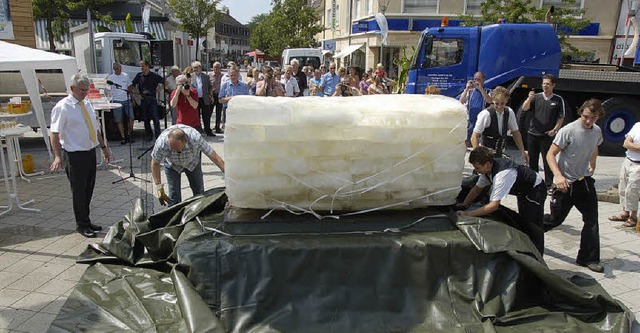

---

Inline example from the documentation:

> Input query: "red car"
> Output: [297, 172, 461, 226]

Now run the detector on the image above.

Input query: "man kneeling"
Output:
[151, 125, 225, 206]
[457, 146, 546, 255]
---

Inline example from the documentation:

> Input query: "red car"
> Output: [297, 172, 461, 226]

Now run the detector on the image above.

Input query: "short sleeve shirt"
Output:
[151, 125, 215, 173]
[132, 72, 164, 97]
[473, 107, 519, 135]
[107, 73, 131, 101]
[50, 95, 101, 151]
[320, 73, 340, 96]
[553, 119, 603, 182]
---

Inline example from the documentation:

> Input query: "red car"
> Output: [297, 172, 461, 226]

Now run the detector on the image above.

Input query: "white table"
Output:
[0, 124, 40, 216]
[92, 103, 122, 167]
[0, 112, 44, 182]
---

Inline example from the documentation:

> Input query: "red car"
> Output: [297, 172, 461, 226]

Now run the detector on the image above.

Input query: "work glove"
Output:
[154, 183, 170, 206]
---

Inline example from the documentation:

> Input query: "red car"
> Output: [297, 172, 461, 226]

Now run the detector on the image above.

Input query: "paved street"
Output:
[0, 126, 638, 332]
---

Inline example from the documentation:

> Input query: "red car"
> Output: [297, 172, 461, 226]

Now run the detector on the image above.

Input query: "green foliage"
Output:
[125, 13, 134, 33]
[457, 0, 590, 56]
[167, 0, 221, 60]
[246, 13, 269, 31]
[393, 46, 415, 94]
[250, 0, 323, 58]
[32, 0, 113, 52]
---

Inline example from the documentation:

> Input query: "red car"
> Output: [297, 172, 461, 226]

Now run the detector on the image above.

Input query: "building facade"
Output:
[206, 10, 250, 66]
[1, 0, 36, 48]
[312, 0, 627, 78]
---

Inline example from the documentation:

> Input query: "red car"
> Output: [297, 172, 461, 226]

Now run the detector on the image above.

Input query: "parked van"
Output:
[281, 48, 322, 69]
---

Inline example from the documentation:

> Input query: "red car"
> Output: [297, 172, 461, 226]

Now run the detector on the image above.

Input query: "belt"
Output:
[628, 157, 640, 164]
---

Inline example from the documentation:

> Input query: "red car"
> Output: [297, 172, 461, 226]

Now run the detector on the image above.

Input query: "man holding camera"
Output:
[256, 66, 285, 97]
[170, 75, 201, 131]
[332, 77, 361, 97]
[459, 71, 492, 147]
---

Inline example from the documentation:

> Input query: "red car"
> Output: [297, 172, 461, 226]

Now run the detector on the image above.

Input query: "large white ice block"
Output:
[224, 94, 467, 212]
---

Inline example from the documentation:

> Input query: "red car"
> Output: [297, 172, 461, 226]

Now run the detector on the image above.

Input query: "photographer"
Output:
[332, 77, 361, 97]
[170, 75, 202, 131]
[256, 66, 285, 97]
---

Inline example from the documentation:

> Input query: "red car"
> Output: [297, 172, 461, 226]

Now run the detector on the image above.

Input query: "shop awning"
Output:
[245, 49, 265, 57]
[332, 43, 364, 59]
[35, 19, 168, 51]
[322, 50, 333, 56]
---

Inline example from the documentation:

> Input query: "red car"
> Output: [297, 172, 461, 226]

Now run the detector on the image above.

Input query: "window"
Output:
[326, 4, 340, 28]
[113, 40, 151, 67]
[94, 40, 103, 73]
[541, 0, 583, 11]
[404, 0, 438, 14]
[356, 0, 362, 18]
[366, 0, 374, 15]
[421, 38, 464, 68]
[466, 0, 484, 15]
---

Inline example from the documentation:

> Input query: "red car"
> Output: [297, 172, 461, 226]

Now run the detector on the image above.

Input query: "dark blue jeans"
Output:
[164, 161, 204, 206]
[543, 176, 600, 264]
[141, 96, 161, 138]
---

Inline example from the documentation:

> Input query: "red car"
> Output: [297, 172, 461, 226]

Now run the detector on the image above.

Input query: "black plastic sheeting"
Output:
[49, 187, 633, 332]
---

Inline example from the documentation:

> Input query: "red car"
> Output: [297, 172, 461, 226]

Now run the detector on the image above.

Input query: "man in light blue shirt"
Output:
[318, 62, 339, 97]
[219, 69, 250, 108]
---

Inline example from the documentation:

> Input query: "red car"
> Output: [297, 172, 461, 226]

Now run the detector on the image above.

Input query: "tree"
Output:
[250, 0, 323, 58]
[246, 13, 268, 31]
[32, 0, 114, 52]
[167, 0, 221, 61]
[458, 0, 590, 59]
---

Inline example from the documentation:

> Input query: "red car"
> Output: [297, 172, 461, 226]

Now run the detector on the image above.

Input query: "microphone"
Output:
[106, 80, 122, 88]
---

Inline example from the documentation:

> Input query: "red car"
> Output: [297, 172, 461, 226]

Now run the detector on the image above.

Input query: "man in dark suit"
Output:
[190, 61, 213, 135]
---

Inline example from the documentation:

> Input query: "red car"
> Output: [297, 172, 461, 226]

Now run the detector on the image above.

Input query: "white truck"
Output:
[72, 31, 155, 78]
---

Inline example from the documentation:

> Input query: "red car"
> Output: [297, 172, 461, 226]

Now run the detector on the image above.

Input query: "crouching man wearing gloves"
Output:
[151, 125, 225, 207]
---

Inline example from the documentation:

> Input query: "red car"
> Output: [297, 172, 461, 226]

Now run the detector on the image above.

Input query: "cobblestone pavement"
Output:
[0, 128, 637, 332]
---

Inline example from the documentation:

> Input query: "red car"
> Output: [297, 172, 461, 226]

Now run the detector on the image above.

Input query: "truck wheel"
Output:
[597, 97, 639, 156]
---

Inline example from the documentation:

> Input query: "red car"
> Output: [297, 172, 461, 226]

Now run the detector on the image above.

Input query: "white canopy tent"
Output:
[0, 41, 78, 160]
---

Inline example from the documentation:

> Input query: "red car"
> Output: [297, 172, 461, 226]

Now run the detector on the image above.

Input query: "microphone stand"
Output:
[111, 84, 150, 184]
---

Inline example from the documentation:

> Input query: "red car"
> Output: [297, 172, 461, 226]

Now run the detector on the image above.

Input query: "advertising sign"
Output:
[0, 0, 14, 40]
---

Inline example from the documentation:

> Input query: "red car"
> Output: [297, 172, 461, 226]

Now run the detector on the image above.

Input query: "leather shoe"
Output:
[576, 260, 604, 273]
[77, 227, 97, 238]
[89, 223, 103, 232]
[206, 131, 216, 137]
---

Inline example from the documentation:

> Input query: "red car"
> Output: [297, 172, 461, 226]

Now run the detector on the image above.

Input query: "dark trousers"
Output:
[141, 97, 161, 138]
[64, 149, 97, 228]
[212, 93, 223, 131]
[527, 134, 554, 187]
[517, 182, 547, 255]
[543, 177, 600, 263]
[198, 97, 212, 133]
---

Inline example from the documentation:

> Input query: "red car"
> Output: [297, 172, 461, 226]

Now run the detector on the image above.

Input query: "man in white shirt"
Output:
[107, 62, 133, 144]
[50, 74, 110, 238]
[608, 121, 640, 229]
[471, 86, 528, 164]
[280, 65, 300, 97]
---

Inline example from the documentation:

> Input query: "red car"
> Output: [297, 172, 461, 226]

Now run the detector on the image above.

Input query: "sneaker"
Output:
[576, 260, 604, 273]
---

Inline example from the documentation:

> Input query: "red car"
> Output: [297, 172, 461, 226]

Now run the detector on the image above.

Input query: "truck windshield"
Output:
[290, 56, 321, 70]
[419, 37, 464, 69]
[113, 40, 151, 67]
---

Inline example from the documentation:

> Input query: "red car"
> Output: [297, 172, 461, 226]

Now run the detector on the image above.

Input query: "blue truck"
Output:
[406, 23, 640, 156]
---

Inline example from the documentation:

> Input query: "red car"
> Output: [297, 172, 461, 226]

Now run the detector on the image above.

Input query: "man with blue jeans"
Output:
[131, 60, 165, 139]
[150, 125, 225, 207]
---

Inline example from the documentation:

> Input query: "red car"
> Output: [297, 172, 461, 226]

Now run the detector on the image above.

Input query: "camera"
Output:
[338, 83, 352, 97]
[186, 73, 191, 79]
[183, 83, 190, 90]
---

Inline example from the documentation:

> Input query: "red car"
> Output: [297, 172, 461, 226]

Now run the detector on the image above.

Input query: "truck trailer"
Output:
[406, 23, 640, 156]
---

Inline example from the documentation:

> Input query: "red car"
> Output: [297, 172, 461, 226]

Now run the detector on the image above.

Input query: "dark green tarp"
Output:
[49, 188, 633, 332]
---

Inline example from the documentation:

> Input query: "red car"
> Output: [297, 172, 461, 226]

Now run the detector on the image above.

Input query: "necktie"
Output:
[79, 101, 97, 144]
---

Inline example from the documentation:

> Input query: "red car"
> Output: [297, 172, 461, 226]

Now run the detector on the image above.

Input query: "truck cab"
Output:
[73, 32, 154, 78]
[406, 24, 561, 97]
